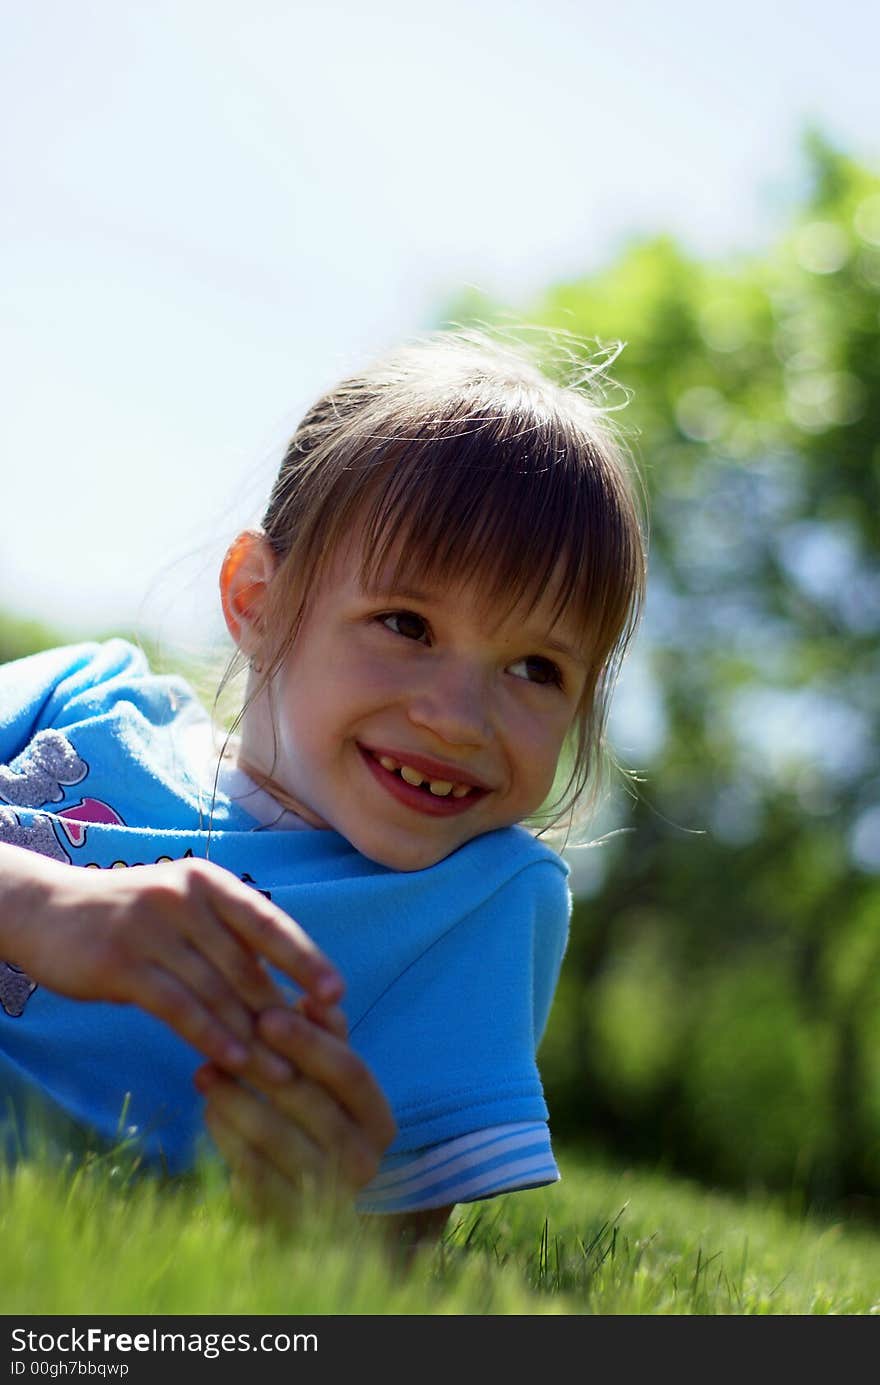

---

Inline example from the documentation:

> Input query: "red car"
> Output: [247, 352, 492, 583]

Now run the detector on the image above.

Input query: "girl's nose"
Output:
[405, 659, 493, 748]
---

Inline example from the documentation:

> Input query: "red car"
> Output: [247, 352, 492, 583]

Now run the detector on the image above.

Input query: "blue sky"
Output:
[2, 0, 878, 649]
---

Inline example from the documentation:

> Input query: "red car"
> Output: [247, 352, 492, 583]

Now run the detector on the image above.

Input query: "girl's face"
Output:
[236, 535, 588, 871]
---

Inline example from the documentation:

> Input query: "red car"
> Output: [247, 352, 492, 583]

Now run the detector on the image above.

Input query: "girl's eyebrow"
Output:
[362, 581, 433, 603]
[542, 635, 587, 668]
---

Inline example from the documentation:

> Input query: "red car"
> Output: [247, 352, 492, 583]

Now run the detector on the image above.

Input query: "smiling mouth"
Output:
[358, 746, 488, 817]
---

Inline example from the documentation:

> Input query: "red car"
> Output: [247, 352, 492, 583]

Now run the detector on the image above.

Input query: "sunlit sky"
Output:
[3, 0, 878, 650]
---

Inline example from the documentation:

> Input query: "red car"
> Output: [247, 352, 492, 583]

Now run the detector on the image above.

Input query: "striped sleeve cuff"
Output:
[355, 1122, 560, 1214]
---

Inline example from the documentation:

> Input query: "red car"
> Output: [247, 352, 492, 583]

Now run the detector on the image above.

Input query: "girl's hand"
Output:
[194, 1002, 397, 1220]
[2, 846, 343, 1082]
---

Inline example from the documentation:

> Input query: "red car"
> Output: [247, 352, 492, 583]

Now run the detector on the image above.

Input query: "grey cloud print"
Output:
[0, 962, 37, 1018]
[0, 730, 87, 808]
[0, 806, 71, 863]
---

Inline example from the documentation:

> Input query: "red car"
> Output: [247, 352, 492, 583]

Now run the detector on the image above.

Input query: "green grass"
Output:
[2, 1143, 879, 1315]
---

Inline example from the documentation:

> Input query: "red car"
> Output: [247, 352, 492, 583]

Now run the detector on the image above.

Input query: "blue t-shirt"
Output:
[0, 640, 571, 1208]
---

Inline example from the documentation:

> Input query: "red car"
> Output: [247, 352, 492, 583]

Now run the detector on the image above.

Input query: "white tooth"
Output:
[451, 784, 471, 798]
[400, 765, 426, 787]
[378, 756, 397, 771]
[428, 780, 454, 796]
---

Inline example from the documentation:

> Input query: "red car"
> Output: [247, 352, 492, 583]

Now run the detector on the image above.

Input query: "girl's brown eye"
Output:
[509, 655, 563, 688]
[382, 610, 428, 642]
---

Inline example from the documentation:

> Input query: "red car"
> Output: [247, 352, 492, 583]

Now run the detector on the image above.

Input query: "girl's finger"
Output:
[198, 1064, 377, 1190]
[198, 864, 344, 1003]
[218, 1057, 381, 1188]
[199, 1068, 328, 1182]
[145, 932, 297, 1082]
[294, 994, 349, 1039]
[175, 911, 289, 1013]
[223, 1038, 295, 1086]
[127, 946, 294, 1082]
[132, 965, 250, 1070]
[140, 936, 256, 1044]
[133, 937, 291, 1081]
[257, 1009, 397, 1151]
[203, 1105, 306, 1224]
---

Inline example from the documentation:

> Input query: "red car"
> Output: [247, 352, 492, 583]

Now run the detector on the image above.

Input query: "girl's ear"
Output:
[219, 530, 277, 658]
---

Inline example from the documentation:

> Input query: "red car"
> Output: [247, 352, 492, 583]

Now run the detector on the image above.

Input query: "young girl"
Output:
[0, 329, 645, 1239]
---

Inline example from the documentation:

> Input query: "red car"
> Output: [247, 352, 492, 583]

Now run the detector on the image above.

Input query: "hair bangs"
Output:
[352, 411, 636, 661]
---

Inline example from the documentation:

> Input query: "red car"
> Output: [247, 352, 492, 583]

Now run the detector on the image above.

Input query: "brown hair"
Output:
[230, 328, 646, 839]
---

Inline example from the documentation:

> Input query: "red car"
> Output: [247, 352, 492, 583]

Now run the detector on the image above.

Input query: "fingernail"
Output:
[223, 1039, 249, 1067]
[315, 971, 343, 1003]
[263, 1053, 294, 1083]
[260, 1008, 295, 1043]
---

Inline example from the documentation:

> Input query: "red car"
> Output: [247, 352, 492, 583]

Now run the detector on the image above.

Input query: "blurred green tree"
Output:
[448, 133, 880, 1208]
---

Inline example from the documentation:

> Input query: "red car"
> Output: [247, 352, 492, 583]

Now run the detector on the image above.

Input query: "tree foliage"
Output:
[448, 134, 880, 1207]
